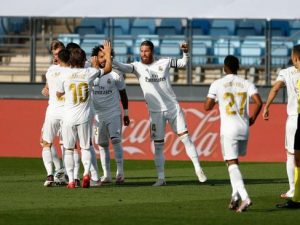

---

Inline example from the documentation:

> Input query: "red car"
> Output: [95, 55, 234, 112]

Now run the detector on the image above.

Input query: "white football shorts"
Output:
[94, 114, 122, 146]
[149, 104, 187, 141]
[62, 120, 92, 149]
[220, 135, 248, 161]
[42, 118, 61, 144]
[285, 115, 297, 154]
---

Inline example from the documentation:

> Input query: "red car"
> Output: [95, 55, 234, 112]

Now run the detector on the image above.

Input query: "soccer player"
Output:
[90, 45, 130, 185]
[113, 40, 207, 186]
[56, 41, 112, 189]
[262, 45, 300, 199]
[276, 46, 300, 209]
[41, 47, 69, 187]
[204, 55, 262, 212]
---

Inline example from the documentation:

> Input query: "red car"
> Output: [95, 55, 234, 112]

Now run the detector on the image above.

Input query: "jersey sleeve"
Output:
[55, 75, 65, 93]
[207, 81, 218, 100]
[247, 81, 258, 97]
[114, 72, 126, 90]
[276, 69, 286, 83]
[87, 68, 104, 84]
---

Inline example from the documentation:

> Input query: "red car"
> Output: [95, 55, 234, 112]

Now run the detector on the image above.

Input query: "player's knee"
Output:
[111, 137, 121, 145]
[99, 141, 109, 148]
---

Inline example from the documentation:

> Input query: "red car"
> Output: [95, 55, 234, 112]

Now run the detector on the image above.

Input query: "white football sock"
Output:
[287, 153, 295, 192]
[228, 166, 239, 200]
[154, 142, 165, 180]
[42, 147, 53, 176]
[180, 134, 201, 172]
[64, 150, 74, 183]
[50, 145, 62, 171]
[112, 142, 124, 177]
[81, 148, 92, 176]
[90, 146, 100, 181]
[73, 150, 80, 180]
[228, 164, 249, 201]
[99, 146, 111, 178]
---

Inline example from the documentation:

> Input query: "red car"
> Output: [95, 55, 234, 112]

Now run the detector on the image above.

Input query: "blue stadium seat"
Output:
[113, 35, 134, 54]
[156, 26, 177, 36]
[160, 42, 180, 56]
[211, 20, 235, 35]
[270, 20, 290, 36]
[130, 26, 151, 36]
[113, 18, 131, 34]
[192, 35, 213, 57]
[75, 26, 97, 37]
[191, 19, 210, 35]
[58, 34, 80, 46]
[243, 36, 265, 49]
[236, 27, 257, 36]
[7, 18, 28, 34]
[213, 38, 240, 64]
[81, 34, 106, 57]
[132, 19, 156, 34]
[271, 43, 289, 66]
[192, 43, 207, 65]
[113, 41, 129, 63]
[237, 20, 265, 36]
[240, 43, 262, 66]
[290, 28, 300, 39]
[78, 18, 106, 33]
[160, 18, 183, 34]
[209, 27, 230, 36]
[289, 20, 300, 29]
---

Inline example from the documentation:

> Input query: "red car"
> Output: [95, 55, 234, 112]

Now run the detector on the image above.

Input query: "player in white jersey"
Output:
[263, 45, 300, 199]
[56, 41, 112, 189]
[113, 40, 207, 186]
[276, 45, 300, 209]
[205, 55, 262, 212]
[42, 48, 70, 187]
[90, 45, 130, 185]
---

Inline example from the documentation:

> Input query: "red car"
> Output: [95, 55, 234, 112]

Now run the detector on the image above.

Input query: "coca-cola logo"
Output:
[121, 107, 220, 160]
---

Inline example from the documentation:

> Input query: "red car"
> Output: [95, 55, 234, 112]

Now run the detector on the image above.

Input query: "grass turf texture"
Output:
[0, 158, 299, 225]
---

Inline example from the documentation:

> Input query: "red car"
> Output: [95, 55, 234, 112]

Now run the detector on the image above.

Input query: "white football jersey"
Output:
[91, 71, 125, 120]
[276, 66, 300, 116]
[131, 57, 187, 112]
[45, 65, 65, 120]
[56, 67, 103, 125]
[207, 74, 258, 140]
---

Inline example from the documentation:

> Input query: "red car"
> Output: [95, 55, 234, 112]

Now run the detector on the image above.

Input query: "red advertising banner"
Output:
[0, 99, 287, 162]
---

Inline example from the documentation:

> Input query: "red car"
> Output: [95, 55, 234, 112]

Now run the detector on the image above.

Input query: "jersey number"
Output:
[224, 92, 247, 116]
[69, 82, 89, 104]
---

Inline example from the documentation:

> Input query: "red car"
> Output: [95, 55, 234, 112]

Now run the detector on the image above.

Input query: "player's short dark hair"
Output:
[66, 42, 80, 51]
[58, 49, 70, 64]
[91, 45, 114, 58]
[140, 40, 154, 52]
[50, 40, 65, 51]
[224, 55, 240, 74]
[293, 45, 300, 58]
[69, 48, 86, 68]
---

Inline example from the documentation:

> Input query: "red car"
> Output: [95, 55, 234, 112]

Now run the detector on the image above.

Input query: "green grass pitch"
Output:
[0, 158, 299, 225]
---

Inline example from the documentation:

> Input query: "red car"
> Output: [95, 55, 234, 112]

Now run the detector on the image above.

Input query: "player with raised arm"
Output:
[56, 41, 112, 188]
[204, 55, 262, 212]
[263, 45, 300, 199]
[90, 45, 130, 185]
[42, 48, 70, 187]
[113, 40, 207, 186]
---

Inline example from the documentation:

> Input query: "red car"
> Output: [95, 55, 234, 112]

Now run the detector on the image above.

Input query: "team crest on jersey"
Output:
[107, 78, 111, 84]
[158, 66, 163, 72]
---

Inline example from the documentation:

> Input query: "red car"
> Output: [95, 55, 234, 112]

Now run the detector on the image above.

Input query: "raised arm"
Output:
[171, 42, 189, 68]
[101, 40, 112, 75]
[113, 60, 134, 73]
[262, 81, 284, 120]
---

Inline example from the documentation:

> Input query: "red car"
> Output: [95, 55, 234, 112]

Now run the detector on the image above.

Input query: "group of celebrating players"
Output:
[40, 38, 300, 212]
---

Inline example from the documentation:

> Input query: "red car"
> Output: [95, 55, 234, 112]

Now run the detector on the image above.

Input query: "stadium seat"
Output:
[192, 35, 213, 60]
[237, 20, 265, 36]
[160, 18, 183, 34]
[113, 41, 129, 63]
[130, 26, 151, 36]
[270, 20, 290, 36]
[75, 26, 97, 37]
[78, 18, 106, 34]
[160, 36, 185, 57]
[191, 19, 210, 35]
[236, 27, 257, 36]
[156, 26, 177, 36]
[243, 36, 266, 50]
[192, 43, 207, 65]
[209, 27, 230, 36]
[213, 38, 240, 64]
[240, 43, 262, 65]
[132, 19, 156, 34]
[211, 20, 235, 35]
[7, 18, 28, 34]
[290, 28, 300, 39]
[271, 43, 289, 66]
[113, 18, 131, 34]
[58, 34, 80, 46]
[81, 34, 106, 57]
